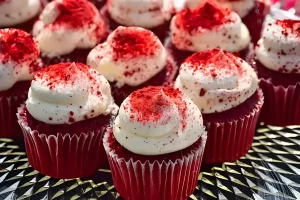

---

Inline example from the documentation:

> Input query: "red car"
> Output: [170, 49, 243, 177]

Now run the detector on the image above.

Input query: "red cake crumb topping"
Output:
[276, 19, 300, 37]
[0, 29, 39, 64]
[110, 27, 160, 59]
[128, 86, 187, 128]
[53, 0, 98, 28]
[175, 2, 233, 33]
[185, 49, 243, 76]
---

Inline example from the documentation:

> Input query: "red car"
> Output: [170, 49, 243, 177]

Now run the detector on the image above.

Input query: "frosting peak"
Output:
[170, 1, 250, 53]
[33, 0, 107, 57]
[87, 26, 168, 87]
[113, 86, 205, 155]
[0, 29, 41, 91]
[27, 62, 117, 124]
[255, 20, 300, 74]
[175, 49, 258, 113]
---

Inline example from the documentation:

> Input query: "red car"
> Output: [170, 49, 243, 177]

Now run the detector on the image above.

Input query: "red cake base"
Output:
[252, 60, 300, 126]
[17, 105, 113, 179]
[202, 89, 264, 165]
[0, 81, 30, 138]
[111, 58, 178, 106]
[103, 129, 207, 200]
[101, 5, 170, 42]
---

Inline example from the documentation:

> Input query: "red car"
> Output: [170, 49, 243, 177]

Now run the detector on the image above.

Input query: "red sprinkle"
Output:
[199, 88, 206, 96]
[128, 86, 188, 129]
[276, 19, 300, 36]
[175, 2, 233, 33]
[0, 29, 39, 64]
[110, 27, 160, 59]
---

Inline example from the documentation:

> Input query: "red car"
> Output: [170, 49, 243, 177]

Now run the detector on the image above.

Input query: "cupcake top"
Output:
[107, 0, 173, 28]
[113, 86, 205, 155]
[170, 1, 250, 53]
[0, 29, 41, 91]
[186, 0, 255, 18]
[26, 62, 118, 124]
[0, 0, 42, 26]
[87, 26, 169, 87]
[33, 0, 107, 58]
[175, 49, 258, 114]
[255, 19, 300, 74]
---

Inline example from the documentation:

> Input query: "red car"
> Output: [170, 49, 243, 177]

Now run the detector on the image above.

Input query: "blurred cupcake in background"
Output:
[0, 0, 46, 32]
[252, 19, 300, 126]
[103, 86, 207, 200]
[33, 0, 107, 65]
[87, 26, 177, 105]
[175, 49, 263, 165]
[17, 62, 118, 178]
[167, 1, 251, 65]
[101, 0, 173, 41]
[0, 28, 42, 138]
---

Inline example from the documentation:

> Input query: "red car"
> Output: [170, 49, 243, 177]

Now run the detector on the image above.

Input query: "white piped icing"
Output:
[0, 0, 42, 26]
[107, 0, 173, 28]
[113, 86, 206, 155]
[33, 0, 107, 58]
[255, 19, 300, 74]
[0, 29, 41, 91]
[170, 2, 251, 53]
[175, 49, 258, 114]
[26, 62, 118, 124]
[87, 26, 168, 87]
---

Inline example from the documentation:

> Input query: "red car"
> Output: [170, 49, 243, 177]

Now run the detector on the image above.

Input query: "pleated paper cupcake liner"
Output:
[17, 106, 110, 179]
[203, 89, 264, 165]
[259, 79, 300, 126]
[103, 130, 207, 200]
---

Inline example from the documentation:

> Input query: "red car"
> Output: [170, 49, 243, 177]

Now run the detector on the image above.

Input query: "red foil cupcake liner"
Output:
[259, 80, 300, 126]
[17, 106, 110, 179]
[203, 89, 264, 165]
[103, 130, 207, 200]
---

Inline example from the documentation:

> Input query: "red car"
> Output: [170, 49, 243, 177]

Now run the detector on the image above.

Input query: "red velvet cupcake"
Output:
[167, 1, 252, 65]
[103, 86, 207, 200]
[17, 62, 118, 179]
[252, 19, 300, 126]
[0, 0, 47, 32]
[0, 28, 42, 138]
[185, 0, 270, 44]
[174, 49, 263, 165]
[32, 0, 108, 66]
[87, 26, 177, 106]
[100, 0, 173, 41]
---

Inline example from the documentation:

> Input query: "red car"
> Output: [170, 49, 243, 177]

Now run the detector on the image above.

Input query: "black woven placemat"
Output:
[1, 125, 300, 199]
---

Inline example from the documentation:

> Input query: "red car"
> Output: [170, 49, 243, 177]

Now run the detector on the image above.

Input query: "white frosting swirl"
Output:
[33, 0, 107, 58]
[113, 86, 205, 155]
[255, 20, 300, 74]
[107, 0, 173, 28]
[26, 62, 118, 124]
[0, 0, 42, 26]
[175, 49, 258, 114]
[87, 26, 168, 87]
[0, 29, 41, 91]
[170, 2, 251, 53]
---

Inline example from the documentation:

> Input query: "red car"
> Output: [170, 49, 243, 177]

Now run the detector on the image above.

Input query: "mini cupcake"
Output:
[87, 26, 177, 105]
[0, 0, 45, 32]
[101, 0, 173, 41]
[186, 0, 270, 44]
[33, 0, 107, 65]
[103, 86, 207, 200]
[17, 62, 118, 179]
[0, 28, 42, 138]
[175, 49, 263, 165]
[167, 1, 251, 65]
[253, 19, 300, 126]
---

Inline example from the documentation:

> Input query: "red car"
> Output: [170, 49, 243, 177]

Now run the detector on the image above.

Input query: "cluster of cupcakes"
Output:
[1, 0, 299, 199]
